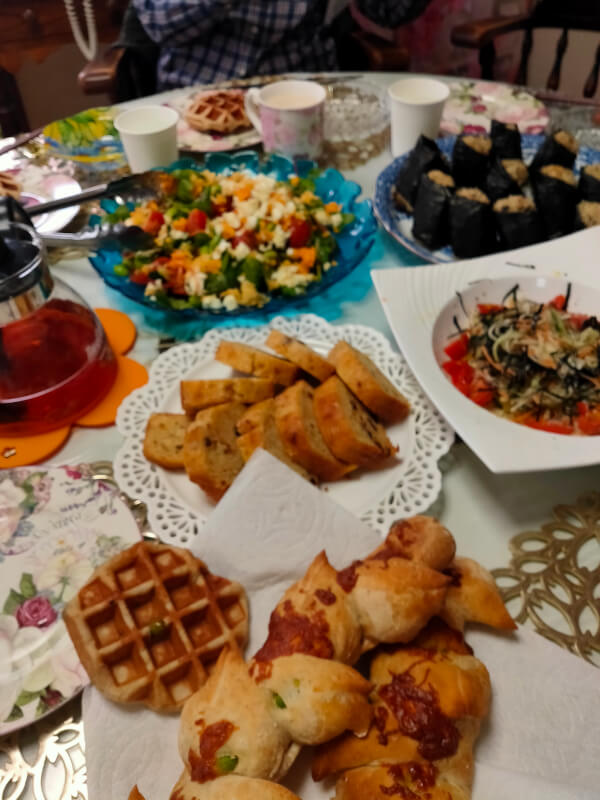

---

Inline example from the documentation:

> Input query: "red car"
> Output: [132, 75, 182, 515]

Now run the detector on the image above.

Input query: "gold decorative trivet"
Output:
[492, 491, 600, 667]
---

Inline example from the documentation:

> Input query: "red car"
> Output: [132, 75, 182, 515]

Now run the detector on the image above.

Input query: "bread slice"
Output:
[236, 398, 316, 483]
[274, 380, 353, 481]
[183, 402, 246, 501]
[215, 340, 299, 386]
[181, 378, 275, 416]
[314, 376, 395, 467]
[265, 330, 335, 382]
[328, 341, 411, 423]
[143, 413, 190, 470]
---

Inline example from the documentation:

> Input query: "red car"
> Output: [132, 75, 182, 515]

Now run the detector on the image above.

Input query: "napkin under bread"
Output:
[83, 450, 600, 800]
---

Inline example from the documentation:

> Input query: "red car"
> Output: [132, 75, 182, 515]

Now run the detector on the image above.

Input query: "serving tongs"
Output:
[2, 170, 166, 250]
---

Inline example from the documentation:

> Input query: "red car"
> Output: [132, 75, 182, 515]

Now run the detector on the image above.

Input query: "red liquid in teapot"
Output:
[0, 298, 117, 436]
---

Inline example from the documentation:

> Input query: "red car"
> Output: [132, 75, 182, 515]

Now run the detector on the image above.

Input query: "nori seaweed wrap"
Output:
[533, 164, 577, 238]
[491, 120, 522, 160]
[412, 169, 455, 250]
[452, 134, 492, 188]
[579, 163, 600, 202]
[485, 158, 522, 203]
[530, 129, 578, 173]
[449, 188, 496, 259]
[575, 200, 600, 230]
[393, 134, 449, 213]
[493, 195, 543, 250]
[502, 159, 528, 187]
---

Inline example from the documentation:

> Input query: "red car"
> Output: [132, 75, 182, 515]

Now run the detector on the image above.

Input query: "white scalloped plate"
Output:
[114, 314, 453, 545]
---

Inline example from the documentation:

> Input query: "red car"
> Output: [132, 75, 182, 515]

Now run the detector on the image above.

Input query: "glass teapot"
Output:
[0, 223, 117, 436]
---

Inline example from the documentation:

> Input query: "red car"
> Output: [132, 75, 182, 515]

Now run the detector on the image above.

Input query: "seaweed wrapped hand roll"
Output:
[452, 134, 492, 188]
[491, 120, 522, 160]
[485, 159, 523, 203]
[579, 164, 600, 202]
[533, 164, 577, 238]
[575, 200, 600, 230]
[530, 129, 578, 172]
[450, 188, 496, 258]
[412, 169, 455, 250]
[493, 195, 543, 249]
[393, 134, 449, 213]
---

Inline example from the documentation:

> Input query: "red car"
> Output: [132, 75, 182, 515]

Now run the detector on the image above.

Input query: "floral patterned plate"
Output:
[440, 80, 549, 136]
[0, 465, 141, 735]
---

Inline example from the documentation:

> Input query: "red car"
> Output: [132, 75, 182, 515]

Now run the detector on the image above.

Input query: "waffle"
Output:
[0, 171, 21, 199]
[63, 541, 249, 711]
[185, 89, 251, 134]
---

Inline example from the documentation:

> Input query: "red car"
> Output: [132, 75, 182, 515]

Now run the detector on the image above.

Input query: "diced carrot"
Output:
[221, 223, 235, 239]
[291, 247, 316, 273]
[172, 217, 188, 231]
[235, 184, 252, 201]
[324, 201, 341, 213]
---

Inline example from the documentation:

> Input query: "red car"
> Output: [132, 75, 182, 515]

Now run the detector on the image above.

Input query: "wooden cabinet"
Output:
[0, 0, 127, 134]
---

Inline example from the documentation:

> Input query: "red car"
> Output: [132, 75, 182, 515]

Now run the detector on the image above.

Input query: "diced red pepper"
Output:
[469, 375, 494, 407]
[443, 333, 469, 361]
[442, 360, 474, 396]
[186, 208, 207, 234]
[142, 210, 164, 236]
[477, 303, 503, 315]
[288, 218, 312, 248]
[576, 403, 600, 435]
[210, 196, 233, 216]
[129, 271, 150, 285]
[569, 313, 588, 330]
[520, 415, 574, 435]
[550, 294, 566, 310]
[232, 230, 257, 250]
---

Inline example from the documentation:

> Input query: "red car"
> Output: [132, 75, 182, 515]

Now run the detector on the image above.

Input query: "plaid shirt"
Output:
[133, 0, 430, 90]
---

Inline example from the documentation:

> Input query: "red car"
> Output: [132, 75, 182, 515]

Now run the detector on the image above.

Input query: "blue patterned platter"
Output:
[374, 134, 600, 264]
[89, 151, 376, 319]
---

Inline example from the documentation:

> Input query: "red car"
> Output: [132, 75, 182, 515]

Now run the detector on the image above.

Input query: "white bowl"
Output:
[372, 236, 600, 473]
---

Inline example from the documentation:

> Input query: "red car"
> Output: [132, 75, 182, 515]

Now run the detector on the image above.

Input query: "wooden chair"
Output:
[451, 0, 600, 97]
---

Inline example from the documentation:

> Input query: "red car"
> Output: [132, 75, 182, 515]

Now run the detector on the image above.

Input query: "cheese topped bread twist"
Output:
[129, 516, 513, 800]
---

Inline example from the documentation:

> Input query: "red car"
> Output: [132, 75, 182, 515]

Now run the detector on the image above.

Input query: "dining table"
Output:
[1, 70, 599, 800]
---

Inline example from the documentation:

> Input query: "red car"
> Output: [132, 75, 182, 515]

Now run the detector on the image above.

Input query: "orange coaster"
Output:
[77, 355, 148, 427]
[95, 308, 137, 355]
[0, 309, 148, 467]
[0, 427, 71, 468]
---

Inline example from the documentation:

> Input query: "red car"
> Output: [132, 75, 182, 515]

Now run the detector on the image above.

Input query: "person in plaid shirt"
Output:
[133, 0, 433, 89]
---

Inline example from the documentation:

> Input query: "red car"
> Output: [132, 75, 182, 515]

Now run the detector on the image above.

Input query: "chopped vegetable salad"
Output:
[106, 168, 353, 311]
[442, 288, 600, 435]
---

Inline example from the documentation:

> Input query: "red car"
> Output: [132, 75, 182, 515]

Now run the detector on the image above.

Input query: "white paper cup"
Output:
[388, 78, 450, 158]
[115, 105, 179, 173]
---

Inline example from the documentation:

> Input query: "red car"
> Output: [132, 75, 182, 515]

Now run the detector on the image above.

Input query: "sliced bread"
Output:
[183, 402, 246, 502]
[328, 341, 411, 423]
[236, 398, 315, 483]
[314, 376, 395, 466]
[143, 413, 190, 470]
[274, 380, 353, 481]
[265, 329, 335, 382]
[181, 378, 274, 416]
[215, 340, 299, 386]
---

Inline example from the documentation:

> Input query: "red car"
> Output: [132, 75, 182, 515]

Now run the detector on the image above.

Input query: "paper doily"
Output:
[114, 314, 453, 545]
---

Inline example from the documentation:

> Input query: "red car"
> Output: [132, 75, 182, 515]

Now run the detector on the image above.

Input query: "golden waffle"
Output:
[63, 541, 249, 711]
[0, 171, 21, 199]
[185, 89, 251, 134]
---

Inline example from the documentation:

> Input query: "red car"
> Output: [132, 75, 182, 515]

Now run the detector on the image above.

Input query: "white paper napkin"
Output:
[83, 451, 600, 800]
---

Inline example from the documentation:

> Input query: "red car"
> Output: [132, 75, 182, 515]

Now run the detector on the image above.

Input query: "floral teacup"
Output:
[245, 79, 326, 159]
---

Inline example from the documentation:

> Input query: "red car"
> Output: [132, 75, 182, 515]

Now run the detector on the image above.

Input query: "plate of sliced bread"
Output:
[114, 314, 453, 543]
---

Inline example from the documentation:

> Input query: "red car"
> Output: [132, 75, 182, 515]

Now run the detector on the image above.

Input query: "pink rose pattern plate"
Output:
[0, 466, 141, 735]
[440, 80, 550, 136]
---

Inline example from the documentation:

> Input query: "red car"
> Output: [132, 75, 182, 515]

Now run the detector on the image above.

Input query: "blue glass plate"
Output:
[374, 134, 600, 264]
[89, 151, 376, 319]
